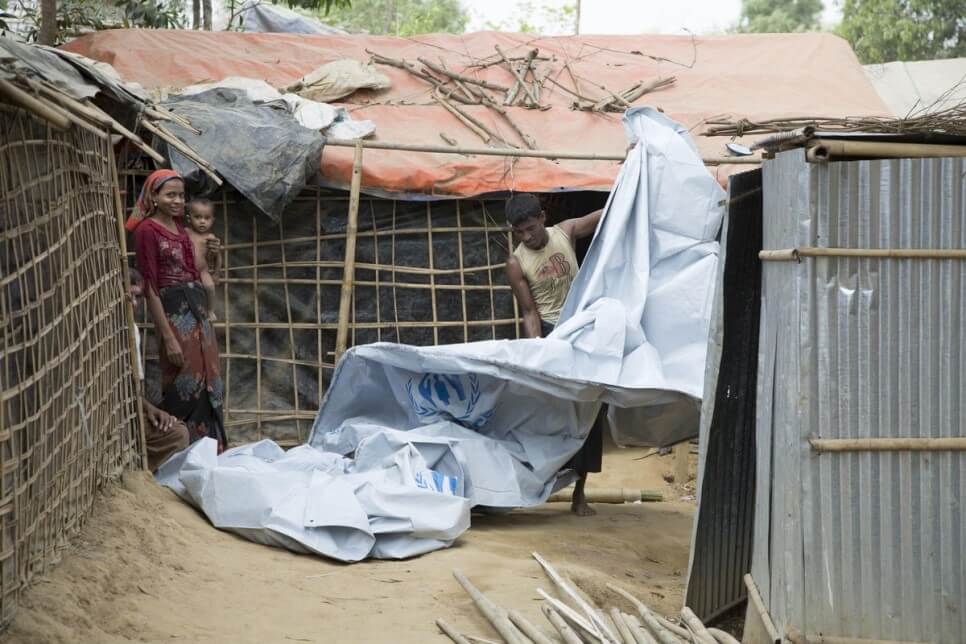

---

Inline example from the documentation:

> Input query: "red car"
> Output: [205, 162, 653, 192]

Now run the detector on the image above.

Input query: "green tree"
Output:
[321, 0, 466, 35]
[484, 0, 576, 35]
[838, 0, 966, 63]
[736, 0, 822, 32]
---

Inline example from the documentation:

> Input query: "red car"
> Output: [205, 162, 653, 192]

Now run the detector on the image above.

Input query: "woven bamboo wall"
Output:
[120, 170, 519, 445]
[0, 103, 144, 628]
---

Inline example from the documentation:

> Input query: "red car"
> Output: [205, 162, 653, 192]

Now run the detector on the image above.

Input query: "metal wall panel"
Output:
[752, 151, 966, 642]
[687, 169, 763, 622]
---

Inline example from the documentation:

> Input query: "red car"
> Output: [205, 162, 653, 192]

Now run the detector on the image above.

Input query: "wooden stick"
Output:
[508, 610, 555, 644]
[542, 605, 585, 644]
[0, 78, 70, 130]
[29, 82, 166, 164]
[456, 201, 469, 342]
[418, 57, 509, 92]
[139, 120, 222, 185]
[809, 436, 966, 452]
[496, 45, 540, 106]
[479, 94, 536, 149]
[674, 442, 689, 485]
[707, 628, 741, 644]
[546, 488, 663, 503]
[440, 132, 459, 146]
[533, 552, 618, 643]
[653, 615, 690, 640]
[323, 137, 760, 165]
[611, 608, 637, 644]
[760, 246, 966, 262]
[452, 570, 526, 644]
[335, 141, 363, 360]
[425, 203, 439, 346]
[252, 214, 263, 440]
[624, 614, 659, 644]
[144, 106, 201, 135]
[680, 608, 716, 644]
[368, 50, 476, 104]
[743, 575, 780, 643]
[537, 589, 602, 642]
[436, 619, 473, 644]
[435, 92, 492, 144]
[606, 585, 680, 644]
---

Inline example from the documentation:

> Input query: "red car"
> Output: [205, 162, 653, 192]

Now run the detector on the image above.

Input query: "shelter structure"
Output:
[688, 129, 966, 640]
[64, 30, 892, 447]
[0, 56, 147, 629]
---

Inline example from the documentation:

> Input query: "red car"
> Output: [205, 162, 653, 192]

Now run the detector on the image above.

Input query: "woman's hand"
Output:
[164, 336, 185, 368]
[146, 404, 175, 433]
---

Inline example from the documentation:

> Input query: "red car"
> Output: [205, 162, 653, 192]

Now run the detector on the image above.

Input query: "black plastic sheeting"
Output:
[685, 169, 762, 623]
[161, 88, 324, 221]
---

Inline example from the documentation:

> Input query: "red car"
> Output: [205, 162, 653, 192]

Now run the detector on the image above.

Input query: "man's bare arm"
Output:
[559, 208, 603, 241]
[506, 256, 543, 338]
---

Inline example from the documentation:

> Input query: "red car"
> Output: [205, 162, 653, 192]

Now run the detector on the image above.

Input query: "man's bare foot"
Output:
[571, 474, 596, 516]
[571, 498, 596, 516]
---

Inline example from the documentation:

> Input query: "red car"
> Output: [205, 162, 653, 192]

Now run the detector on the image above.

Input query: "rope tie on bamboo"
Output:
[759, 246, 966, 262]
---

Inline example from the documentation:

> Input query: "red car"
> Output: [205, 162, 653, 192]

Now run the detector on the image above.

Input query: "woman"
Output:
[131, 169, 227, 451]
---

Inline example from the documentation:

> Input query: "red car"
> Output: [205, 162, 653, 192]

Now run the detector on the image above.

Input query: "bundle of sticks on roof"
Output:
[367, 47, 675, 150]
[437, 553, 739, 644]
[702, 87, 966, 138]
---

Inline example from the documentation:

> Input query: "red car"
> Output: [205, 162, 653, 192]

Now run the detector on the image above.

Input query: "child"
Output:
[185, 197, 221, 321]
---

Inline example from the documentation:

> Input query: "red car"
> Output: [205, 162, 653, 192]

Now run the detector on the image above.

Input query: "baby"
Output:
[185, 197, 221, 321]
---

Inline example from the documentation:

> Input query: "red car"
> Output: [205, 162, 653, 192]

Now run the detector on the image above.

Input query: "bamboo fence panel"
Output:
[118, 172, 516, 445]
[1, 102, 144, 629]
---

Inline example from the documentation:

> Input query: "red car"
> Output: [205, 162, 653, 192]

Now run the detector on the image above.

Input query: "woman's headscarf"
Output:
[124, 169, 183, 232]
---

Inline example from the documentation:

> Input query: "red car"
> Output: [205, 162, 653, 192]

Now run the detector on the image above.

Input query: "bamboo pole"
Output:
[680, 607, 716, 644]
[542, 605, 585, 644]
[611, 608, 637, 644]
[760, 246, 966, 261]
[624, 614, 659, 644]
[426, 203, 439, 345]
[315, 190, 323, 406]
[785, 628, 927, 644]
[495, 45, 540, 105]
[452, 570, 526, 644]
[277, 216, 302, 441]
[0, 78, 71, 130]
[456, 201, 469, 342]
[653, 615, 689, 640]
[533, 552, 618, 643]
[335, 141, 364, 361]
[109, 147, 150, 470]
[707, 628, 741, 644]
[537, 589, 602, 642]
[507, 609, 555, 644]
[545, 488, 663, 503]
[807, 139, 966, 162]
[673, 442, 689, 484]
[324, 138, 762, 165]
[139, 119, 223, 185]
[436, 619, 473, 644]
[221, 193, 233, 432]
[743, 575, 780, 643]
[809, 436, 966, 452]
[252, 215, 263, 440]
[435, 92, 492, 143]
[606, 585, 680, 644]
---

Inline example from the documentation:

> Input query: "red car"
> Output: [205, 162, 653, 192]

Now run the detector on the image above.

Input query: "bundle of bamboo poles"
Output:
[438, 553, 739, 644]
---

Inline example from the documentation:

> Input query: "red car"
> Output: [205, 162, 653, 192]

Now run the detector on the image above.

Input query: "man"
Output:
[128, 268, 190, 471]
[504, 193, 604, 516]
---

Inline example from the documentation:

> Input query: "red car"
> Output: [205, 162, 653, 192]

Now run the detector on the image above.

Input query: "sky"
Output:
[464, 0, 843, 36]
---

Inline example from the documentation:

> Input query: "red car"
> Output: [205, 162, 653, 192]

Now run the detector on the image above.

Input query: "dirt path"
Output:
[4, 442, 696, 644]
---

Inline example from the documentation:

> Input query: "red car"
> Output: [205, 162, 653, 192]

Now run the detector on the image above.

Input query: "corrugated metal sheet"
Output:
[751, 151, 966, 642]
[687, 169, 763, 622]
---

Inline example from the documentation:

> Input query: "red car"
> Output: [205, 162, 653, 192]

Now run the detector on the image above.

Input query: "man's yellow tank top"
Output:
[512, 225, 578, 325]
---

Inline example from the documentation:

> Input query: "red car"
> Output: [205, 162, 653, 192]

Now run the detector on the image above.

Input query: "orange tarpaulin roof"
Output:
[63, 30, 889, 197]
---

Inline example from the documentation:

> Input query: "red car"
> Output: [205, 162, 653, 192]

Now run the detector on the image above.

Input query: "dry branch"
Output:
[418, 57, 509, 92]
[496, 45, 540, 107]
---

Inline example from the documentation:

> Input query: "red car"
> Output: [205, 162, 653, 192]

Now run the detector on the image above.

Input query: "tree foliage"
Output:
[837, 0, 966, 63]
[320, 0, 466, 35]
[483, 0, 576, 35]
[735, 0, 822, 32]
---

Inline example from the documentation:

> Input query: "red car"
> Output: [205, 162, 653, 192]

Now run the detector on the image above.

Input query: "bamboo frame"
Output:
[809, 437, 966, 452]
[335, 142, 364, 360]
[121, 171, 518, 444]
[324, 137, 763, 165]
[0, 101, 143, 627]
[760, 247, 966, 261]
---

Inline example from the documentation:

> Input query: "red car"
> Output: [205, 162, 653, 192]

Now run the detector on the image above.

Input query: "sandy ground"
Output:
[4, 440, 697, 644]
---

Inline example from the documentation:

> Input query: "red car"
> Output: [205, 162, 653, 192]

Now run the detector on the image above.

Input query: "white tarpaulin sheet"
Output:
[156, 107, 725, 562]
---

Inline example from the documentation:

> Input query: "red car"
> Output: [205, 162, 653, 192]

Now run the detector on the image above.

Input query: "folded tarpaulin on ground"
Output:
[156, 107, 724, 561]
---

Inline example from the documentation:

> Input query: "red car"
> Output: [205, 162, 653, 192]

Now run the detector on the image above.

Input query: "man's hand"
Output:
[144, 401, 177, 433]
